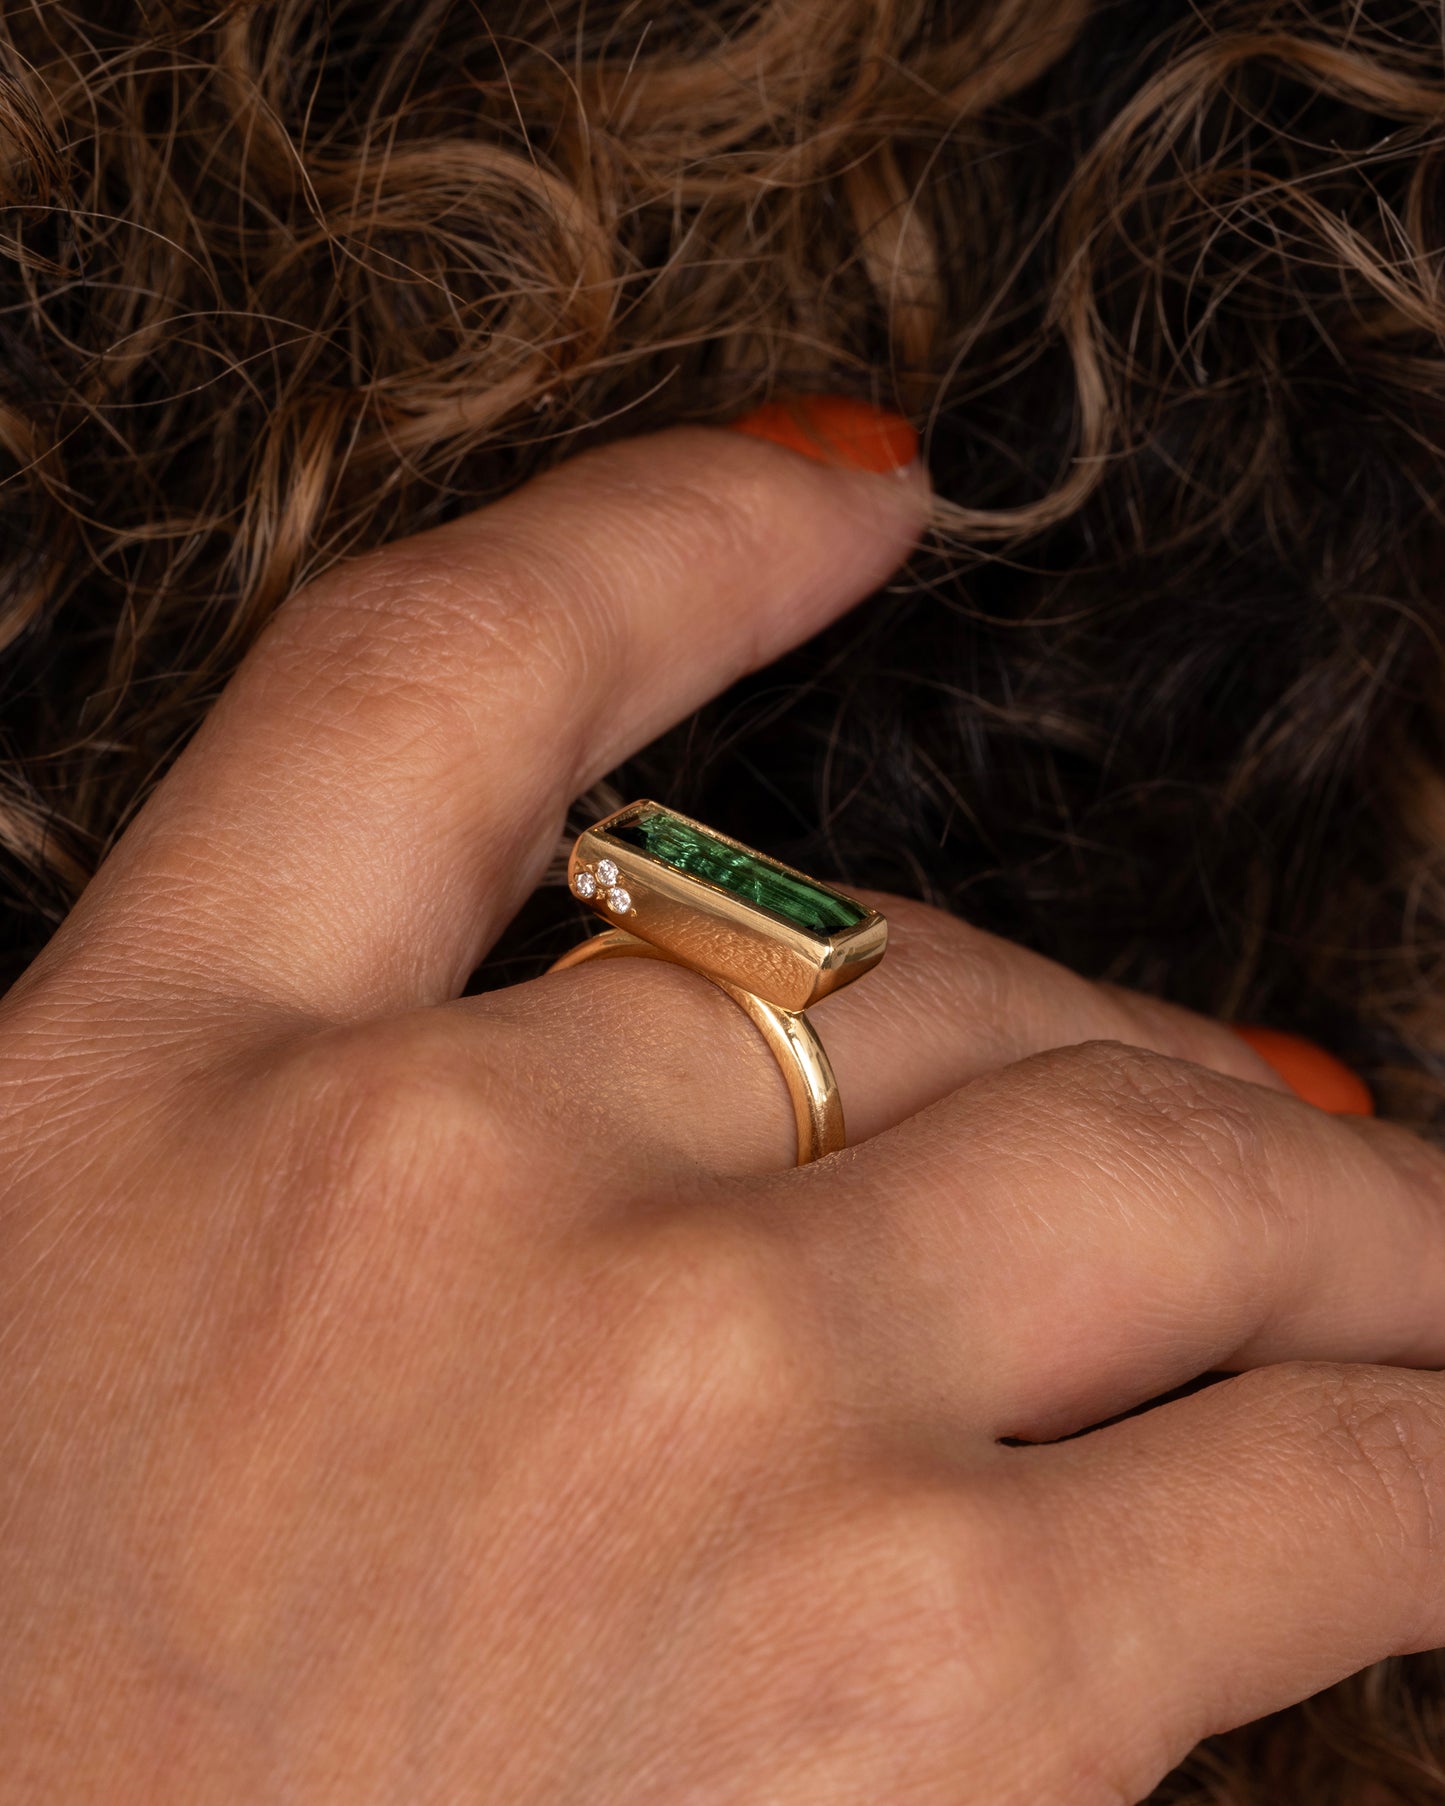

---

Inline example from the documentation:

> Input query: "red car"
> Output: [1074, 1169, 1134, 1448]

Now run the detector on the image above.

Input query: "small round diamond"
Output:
[573, 870, 598, 899]
[597, 858, 620, 886]
[606, 886, 632, 915]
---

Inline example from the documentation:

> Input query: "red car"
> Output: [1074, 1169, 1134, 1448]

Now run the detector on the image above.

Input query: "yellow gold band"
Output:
[548, 801, 883, 1168]
[547, 927, 845, 1165]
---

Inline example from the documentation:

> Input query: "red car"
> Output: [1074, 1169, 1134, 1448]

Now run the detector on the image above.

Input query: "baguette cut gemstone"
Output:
[607, 809, 866, 935]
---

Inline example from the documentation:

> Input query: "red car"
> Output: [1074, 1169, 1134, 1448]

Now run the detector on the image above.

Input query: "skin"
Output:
[3, 424, 1445, 1804]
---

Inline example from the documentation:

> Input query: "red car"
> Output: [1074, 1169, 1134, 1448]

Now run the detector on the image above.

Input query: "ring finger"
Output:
[487, 886, 1337, 1178]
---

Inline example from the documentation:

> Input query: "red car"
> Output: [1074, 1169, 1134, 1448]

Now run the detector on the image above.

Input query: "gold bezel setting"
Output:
[567, 800, 886, 1013]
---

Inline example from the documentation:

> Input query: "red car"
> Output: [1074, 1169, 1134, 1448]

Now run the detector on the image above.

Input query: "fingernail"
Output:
[728, 396, 919, 475]
[1232, 1025, 1375, 1116]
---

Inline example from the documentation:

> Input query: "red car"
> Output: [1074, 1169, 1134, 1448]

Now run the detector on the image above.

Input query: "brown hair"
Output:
[4, 0, 1445, 1794]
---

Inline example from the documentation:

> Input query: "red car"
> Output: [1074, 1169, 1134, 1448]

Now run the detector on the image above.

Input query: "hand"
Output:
[3, 412, 1442, 1806]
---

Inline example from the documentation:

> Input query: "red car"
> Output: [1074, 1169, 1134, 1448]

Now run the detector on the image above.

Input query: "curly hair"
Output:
[4, 0, 1445, 1795]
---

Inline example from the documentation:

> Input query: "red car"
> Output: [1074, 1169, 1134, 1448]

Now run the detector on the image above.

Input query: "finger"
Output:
[812, 894, 1303, 1140]
[500, 892, 1299, 1178]
[1232, 1022, 1374, 1116]
[1009, 1360, 1445, 1797]
[755, 1039, 1445, 1438]
[28, 416, 927, 1023]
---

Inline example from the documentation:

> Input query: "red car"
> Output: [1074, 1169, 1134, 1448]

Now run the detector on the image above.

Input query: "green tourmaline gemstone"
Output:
[608, 810, 866, 935]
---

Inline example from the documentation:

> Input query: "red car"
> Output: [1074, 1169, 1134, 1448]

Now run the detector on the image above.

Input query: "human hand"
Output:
[3, 405, 1441, 1805]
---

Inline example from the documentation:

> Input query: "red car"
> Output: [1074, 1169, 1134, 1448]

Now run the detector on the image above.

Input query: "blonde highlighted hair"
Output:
[4, 1, 1445, 1793]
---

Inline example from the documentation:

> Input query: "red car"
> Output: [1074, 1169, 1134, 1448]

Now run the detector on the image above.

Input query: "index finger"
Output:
[21, 417, 927, 1025]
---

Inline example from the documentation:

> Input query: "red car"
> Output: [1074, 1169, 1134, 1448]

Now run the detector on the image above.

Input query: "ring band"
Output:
[549, 926, 846, 1164]
[546, 801, 887, 1166]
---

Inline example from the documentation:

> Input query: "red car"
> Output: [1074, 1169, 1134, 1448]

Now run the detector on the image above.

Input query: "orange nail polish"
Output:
[728, 396, 918, 474]
[1232, 1025, 1375, 1116]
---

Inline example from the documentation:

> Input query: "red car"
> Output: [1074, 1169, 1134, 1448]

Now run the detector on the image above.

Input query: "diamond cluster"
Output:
[572, 854, 631, 916]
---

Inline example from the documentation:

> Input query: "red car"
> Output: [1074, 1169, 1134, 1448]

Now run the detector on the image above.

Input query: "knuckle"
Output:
[824, 1488, 999, 1700]
[1049, 1039, 1280, 1228]
[749, 1480, 1070, 1788]
[586, 1211, 824, 1453]
[1245, 1361, 1445, 1579]
[540, 439, 787, 672]
[260, 541, 586, 782]
[1304, 1365, 1445, 1564]
[276, 524, 616, 724]
[216, 1014, 550, 1356]
[478, 517, 626, 694]
[255, 1011, 518, 1212]
[1064, 1039, 1259, 1154]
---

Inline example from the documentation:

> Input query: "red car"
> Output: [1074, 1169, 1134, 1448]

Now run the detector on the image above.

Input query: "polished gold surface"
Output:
[551, 801, 885, 1167]
[549, 927, 844, 1165]
[568, 801, 886, 1014]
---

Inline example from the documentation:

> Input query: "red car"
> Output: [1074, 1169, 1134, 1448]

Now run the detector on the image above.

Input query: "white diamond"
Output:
[573, 870, 598, 899]
[597, 858, 620, 886]
[606, 886, 631, 915]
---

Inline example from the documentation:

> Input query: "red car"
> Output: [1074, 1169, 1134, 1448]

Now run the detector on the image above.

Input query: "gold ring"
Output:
[546, 801, 887, 1166]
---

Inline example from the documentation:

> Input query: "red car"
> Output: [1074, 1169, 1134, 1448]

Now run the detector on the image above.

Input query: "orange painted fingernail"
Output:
[1232, 1025, 1375, 1116]
[728, 396, 918, 474]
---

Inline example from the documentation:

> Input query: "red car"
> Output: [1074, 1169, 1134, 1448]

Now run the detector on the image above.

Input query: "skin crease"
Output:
[5, 415, 1445, 1805]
